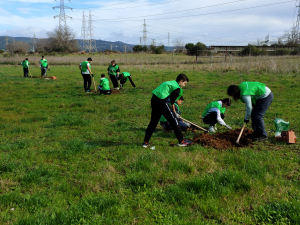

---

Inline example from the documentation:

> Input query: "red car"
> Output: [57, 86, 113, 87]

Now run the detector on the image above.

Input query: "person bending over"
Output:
[202, 98, 232, 133]
[118, 72, 136, 88]
[143, 74, 192, 148]
[98, 74, 111, 95]
[227, 81, 273, 141]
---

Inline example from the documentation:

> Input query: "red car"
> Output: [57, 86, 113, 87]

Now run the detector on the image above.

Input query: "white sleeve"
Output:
[242, 95, 252, 120]
[26, 62, 29, 67]
[216, 109, 226, 126]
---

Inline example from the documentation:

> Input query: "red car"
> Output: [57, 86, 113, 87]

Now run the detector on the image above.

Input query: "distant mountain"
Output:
[0, 36, 140, 52]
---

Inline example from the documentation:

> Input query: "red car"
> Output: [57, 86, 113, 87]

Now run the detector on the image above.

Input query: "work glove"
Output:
[225, 124, 232, 130]
[174, 112, 181, 118]
[244, 119, 249, 124]
[185, 122, 191, 127]
[91, 74, 94, 77]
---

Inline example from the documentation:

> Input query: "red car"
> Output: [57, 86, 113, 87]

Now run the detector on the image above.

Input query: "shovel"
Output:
[28, 69, 32, 78]
[92, 76, 97, 93]
[179, 116, 208, 133]
[236, 123, 246, 146]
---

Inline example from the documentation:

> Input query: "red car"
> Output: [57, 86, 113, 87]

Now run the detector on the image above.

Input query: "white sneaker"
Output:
[116, 87, 119, 90]
[213, 124, 217, 131]
[209, 126, 216, 133]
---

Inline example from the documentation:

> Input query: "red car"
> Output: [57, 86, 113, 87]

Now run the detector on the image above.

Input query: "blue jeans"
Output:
[251, 92, 274, 137]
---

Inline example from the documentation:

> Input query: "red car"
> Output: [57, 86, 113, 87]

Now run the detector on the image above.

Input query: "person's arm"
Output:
[87, 65, 92, 74]
[215, 109, 226, 126]
[116, 66, 120, 76]
[169, 88, 181, 112]
[242, 95, 252, 120]
[79, 64, 82, 70]
[26, 62, 29, 68]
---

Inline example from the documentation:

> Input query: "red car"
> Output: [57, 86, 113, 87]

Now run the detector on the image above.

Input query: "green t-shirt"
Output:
[100, 78, 110, 91]
[202, 101, 226, 118]
[108, 64, 119, 76]
[152, 80, 183, 101]
[22, 60, 29, 68]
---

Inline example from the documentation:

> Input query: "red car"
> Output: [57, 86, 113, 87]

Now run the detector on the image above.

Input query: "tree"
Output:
[240, 44, 260, 56]
[173, 38, 185, 52]
[133, 45, 143, 52]
[154, 45, 165, 54]
[6, 41, 29, 54]
[280, 26, 300, 46]
[185, 42, 206, 55]
[46, 26, 79, 53]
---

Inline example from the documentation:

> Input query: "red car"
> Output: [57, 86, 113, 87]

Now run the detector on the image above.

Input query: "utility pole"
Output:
[87, 10, 97, 52]
[168, 32, 170, 52]
[53, 0, 72, 29]
[5, 35, 8, 52]
[32, 33, 36, 53]
[143, 19, 148, 46]
[151, 39, 155, 46]
[140, 37, 142, 45]
[80, 11, 88, 52]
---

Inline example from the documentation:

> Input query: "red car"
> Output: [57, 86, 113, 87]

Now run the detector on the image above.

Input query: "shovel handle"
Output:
[180, 116, 208, 132]
[236, 123, 246, 144]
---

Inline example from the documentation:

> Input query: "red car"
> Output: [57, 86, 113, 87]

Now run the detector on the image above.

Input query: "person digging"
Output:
[160, 96, 191, 132]
[227, 81, 273, 142]
[118, 72, 136, 89]
[143, 74, 192, 148]
[98, 74, 111, 95]
[79, 57, 93, 93]
[107, 60, 120, 90]
[39, 56, 49, 78]
[202, 98, 232, 133]
[21, 58, 29, 77]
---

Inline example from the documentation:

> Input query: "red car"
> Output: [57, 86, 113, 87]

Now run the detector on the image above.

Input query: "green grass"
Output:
[0, 62, 299, 224]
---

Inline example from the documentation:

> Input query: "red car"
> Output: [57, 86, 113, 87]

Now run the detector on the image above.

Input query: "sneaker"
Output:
[254, 136, 268, 142]
[116, 87, 120, 90]
[213, 124, 217, 131]
[177, 139, 192, 147]
[208, 126, 216, 133]
[142, 142, 151, 148]
[86, 90, 90, 93]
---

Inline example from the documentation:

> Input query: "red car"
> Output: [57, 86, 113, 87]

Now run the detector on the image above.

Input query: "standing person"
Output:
[227, 81, 274, 141]
[39, 56, 49, 78]
[21, 58, 29, 77]
[99, 74, 111, 95]
[79, 58, 93, 93]
[160, 96, 191, 132]
[143, 74, 192, 148]
[202, 98, 232, 133]
[118, 72, 136, 88]
[107, 60, 120, 90]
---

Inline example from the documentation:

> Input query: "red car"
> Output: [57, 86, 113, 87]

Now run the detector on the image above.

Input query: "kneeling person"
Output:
[202, 98, 232, 133]
[160, 97, 190, 131]
[118, 72, 136, 88]
[99, 74, 111, 95]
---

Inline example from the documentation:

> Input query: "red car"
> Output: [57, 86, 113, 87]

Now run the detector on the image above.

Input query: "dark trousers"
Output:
[203, 112, 225, 126]
[160, 120, 187, 131]
[251, 92, 274, 137]
[82, 74, 91, 91]
[98, 85, 111, 95]
[41, 67, 47, 77]
[120, 76, 136, 88]
[23, 68, 29, 77]
[110, 75, 119, 88]
[144, 97, 183, 143]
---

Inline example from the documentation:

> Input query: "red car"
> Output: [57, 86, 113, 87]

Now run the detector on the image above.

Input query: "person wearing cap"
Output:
[107, 60, 120, 90]
[227, 82, 273, 141]
[160, 96, 190, 132]
[21, 58, 29, 77]
[39, 56, 49, 78]
[202, 98, 232, 133]
[118, 72, 136, 88]
[79, 57, 93, 93]
[143, 73, 192, 148]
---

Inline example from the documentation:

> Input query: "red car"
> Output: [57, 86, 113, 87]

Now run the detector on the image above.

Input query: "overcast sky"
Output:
[0, 0, 297, 46]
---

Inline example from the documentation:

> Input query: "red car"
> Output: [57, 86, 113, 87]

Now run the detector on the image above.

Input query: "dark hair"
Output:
[111, 60, 115, 64]
[42, 56, 44, 58]
[219, 98, 231, 106]
[119, 73, 124, 78]
[178, 96, 184, 101]
[87, 57, 92, 61]
[25, 58, 28, 60]
[176, 73, 189, 82]
[227, 85, 240, 101]
[101, 73, 105, 78]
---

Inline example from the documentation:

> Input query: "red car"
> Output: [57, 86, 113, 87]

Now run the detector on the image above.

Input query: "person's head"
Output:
[227, 85, 240, 101]
[42, 56, 44, 59]
[176, 73, 189, 87]
[25, 58, 28, 60]
[219, 98, 231, 108]
[87, 57, 92, 62]
[119, 73, 124, 79]
[176, 96, 184, 105]
[101, 73, 105, 78]
[111, 60, 116, 66]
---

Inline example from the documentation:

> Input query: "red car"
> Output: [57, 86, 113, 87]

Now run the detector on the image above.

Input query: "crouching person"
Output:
[98, 74, 111, 95]
[202, 98, 232, 133]
[160, 96, 190, 132]
[118, 72, 136, 88]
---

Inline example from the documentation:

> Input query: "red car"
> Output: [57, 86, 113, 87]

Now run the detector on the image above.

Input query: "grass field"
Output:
[0, 60, 300, 224]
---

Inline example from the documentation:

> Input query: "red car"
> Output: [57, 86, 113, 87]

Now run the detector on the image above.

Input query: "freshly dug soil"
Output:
[111, 90, 120, 94]
[192, 128, 253, 149]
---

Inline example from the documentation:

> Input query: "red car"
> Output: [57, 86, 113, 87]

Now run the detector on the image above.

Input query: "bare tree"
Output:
[280, 26, 300, 46]
[6, 41, 29, 53]
[172, 37, 185, 52]
[46, 26, 79, 53]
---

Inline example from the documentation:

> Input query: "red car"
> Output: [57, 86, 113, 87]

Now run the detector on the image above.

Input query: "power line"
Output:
[80, 11, 89, 52]
[73, 0, 140, 10]
[87, 10, 97, 52]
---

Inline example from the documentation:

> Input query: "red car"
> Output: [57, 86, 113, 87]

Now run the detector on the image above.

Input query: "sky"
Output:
[0, 0, 298, 46]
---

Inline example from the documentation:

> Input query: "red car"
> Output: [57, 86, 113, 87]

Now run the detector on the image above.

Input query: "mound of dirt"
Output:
[192, 128, 254, 149]
[111, 90, 120, 94]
